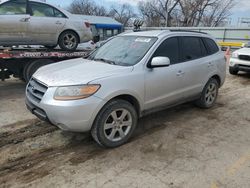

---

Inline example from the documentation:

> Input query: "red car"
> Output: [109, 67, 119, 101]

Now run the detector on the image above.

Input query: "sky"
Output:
[47, 0, 250, 25]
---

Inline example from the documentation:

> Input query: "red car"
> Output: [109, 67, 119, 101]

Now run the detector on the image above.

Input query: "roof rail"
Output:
[170, 29, 207, 35]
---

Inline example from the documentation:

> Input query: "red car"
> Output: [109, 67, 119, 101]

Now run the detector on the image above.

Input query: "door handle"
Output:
[20, 17, 30, 22]
[176, 70, 185, 76]
[208, 62, 214, 67]
[55, 21, 62, 25]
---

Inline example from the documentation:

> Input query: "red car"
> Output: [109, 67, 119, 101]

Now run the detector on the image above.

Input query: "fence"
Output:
[125, 27, 250, 47]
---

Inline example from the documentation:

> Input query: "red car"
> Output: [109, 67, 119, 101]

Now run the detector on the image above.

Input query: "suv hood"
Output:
[33, 58, 133, 87]
[235, 47, 250, 55]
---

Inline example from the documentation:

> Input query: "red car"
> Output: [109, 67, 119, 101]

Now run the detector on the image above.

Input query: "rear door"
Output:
[28, 1, 66, 44]
[0, 0, 29, 44]
[178, 36, 210, 99]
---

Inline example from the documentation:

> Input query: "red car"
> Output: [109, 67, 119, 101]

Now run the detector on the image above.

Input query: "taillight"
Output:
[84, 22, 90, 28]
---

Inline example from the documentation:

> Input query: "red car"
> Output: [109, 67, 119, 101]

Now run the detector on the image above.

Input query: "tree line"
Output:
[68, 0, 235, 27]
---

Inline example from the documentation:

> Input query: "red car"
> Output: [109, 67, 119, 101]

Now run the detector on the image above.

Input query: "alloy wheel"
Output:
[63, 34, 77, 49]
[104, 108, 133, 142]
[205, 83, 217, 105]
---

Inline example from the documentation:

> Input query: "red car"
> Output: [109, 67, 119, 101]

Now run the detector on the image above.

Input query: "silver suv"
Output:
[26, 30, 226, 147]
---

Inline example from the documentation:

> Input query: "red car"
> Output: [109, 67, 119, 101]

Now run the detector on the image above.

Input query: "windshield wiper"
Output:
[94, 58, 116, 65]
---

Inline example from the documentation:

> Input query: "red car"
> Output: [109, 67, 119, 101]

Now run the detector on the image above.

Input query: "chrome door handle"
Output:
[20, 17, 30, 22]
[176, 70, 185, 76]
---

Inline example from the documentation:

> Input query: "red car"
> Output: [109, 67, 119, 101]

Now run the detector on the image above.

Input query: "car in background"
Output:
[229, 44, 250, 75]
[26, 30, 226, 148]
[0, 0, 93, 51]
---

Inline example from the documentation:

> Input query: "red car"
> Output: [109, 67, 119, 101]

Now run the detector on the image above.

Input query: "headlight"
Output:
[54, 84, 101, 100]
[232, 53, 238, 58]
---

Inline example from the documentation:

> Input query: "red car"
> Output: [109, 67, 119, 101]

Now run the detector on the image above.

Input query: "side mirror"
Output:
[148, 57, 170, 68]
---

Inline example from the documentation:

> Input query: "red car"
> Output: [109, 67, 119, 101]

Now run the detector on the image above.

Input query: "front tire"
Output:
[91, 99, 138, 148]
[58, 31, 79, 51]
[195, 78, 219, 109]
[229, 67, 239, 75]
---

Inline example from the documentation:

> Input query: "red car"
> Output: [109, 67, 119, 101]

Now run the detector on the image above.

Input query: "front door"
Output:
[0, 0, 29, 44]
[145, 37, 186, 110]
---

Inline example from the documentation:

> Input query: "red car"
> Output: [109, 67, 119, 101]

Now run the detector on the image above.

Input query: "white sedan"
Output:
[0, 0, 93, 51]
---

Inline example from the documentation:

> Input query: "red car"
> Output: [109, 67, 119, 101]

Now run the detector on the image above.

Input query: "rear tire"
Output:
[25, 59, 54, 81]
[58, 31, 79, 51]
[91, 99, 138, 148]
[229, 67, 239, 75]
[195, 78, 219, 109]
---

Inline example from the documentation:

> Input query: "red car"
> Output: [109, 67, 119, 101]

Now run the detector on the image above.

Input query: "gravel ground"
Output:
[0, 70, 249, 188]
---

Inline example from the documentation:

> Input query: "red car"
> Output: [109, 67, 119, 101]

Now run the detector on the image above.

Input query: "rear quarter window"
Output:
[203, 38, 219, 55]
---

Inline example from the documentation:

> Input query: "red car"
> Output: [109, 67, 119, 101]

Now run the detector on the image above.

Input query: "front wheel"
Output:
[58, 31, 79, 51]
[91, 99, 138, 148]
[195, 78, 219, 109]
[229, 67, 239, 75]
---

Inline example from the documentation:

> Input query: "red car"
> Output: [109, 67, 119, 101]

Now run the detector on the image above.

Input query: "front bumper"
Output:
[26, 86, 106, 132]
[229, 58, 250, 72]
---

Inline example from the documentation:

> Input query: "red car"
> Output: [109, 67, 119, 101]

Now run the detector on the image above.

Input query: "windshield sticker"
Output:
[135, 38, 151, 43]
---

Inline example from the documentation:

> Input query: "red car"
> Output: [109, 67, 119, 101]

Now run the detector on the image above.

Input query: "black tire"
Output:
[195, 78, 219, 109]
[22, 61, 31, 82]
[58, 31, 79, 51]
[44, 45, 57, 49]
[25, 59, 54, 81]
[91, 99, 138, 148]
[229, 67, 239, 75]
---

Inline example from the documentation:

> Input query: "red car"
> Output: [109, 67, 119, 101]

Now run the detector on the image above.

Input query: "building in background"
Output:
[82, 15, 123, 41]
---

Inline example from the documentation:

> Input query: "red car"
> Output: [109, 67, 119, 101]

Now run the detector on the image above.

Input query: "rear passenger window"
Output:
[181, 37, 205, 61]
[203, 38, 219, 55]
[153, 37, 179, 64]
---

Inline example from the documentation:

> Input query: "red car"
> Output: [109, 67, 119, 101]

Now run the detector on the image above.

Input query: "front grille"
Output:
[27, 78, 48, 103]
[239, 55, 250, 61]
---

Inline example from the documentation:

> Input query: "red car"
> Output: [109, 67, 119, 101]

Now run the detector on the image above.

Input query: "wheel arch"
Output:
[211, 74, 221, 87]
[58, 29, 80, 43]
[111, 94, 141, 117]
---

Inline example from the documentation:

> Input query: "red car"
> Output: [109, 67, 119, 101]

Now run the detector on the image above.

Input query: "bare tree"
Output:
[202, 0, 235, 26]
[138, 0, 180, 27]
[68, 0, 108, 16]
[109, 4, 137, 26]
[138, 0, 235, 27]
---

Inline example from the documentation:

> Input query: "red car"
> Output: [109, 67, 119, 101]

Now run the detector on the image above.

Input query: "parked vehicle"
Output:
[26, 30, 226, 148]
[0, 0, 92, 51]
[229, 44, 250, 75]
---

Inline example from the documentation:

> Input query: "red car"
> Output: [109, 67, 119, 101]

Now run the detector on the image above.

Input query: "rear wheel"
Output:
[91, 99, 138, 148]
[195, 78, 219, 109]
[24, 59, 54, 82]
[58, 31, 79, 51]
[229, 67, 239, 75]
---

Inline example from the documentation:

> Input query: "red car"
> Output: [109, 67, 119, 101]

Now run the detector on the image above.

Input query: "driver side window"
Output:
[0, 0, 27, 15]
[153, 37, 180, 64]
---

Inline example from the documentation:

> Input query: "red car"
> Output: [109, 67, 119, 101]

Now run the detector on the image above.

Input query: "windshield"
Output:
[88, 36, 157, 66]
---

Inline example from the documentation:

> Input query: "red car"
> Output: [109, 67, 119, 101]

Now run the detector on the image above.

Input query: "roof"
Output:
[122, 29, 211, 38]
[80, 15, 122, 29]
